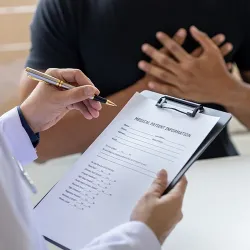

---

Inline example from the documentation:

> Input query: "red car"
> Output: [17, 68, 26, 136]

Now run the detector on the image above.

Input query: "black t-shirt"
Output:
[26, 0, 250, 159]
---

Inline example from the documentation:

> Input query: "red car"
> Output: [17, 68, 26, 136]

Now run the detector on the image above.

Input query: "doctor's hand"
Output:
[20, 68, 101, 133]
[130, 169, 187, 245]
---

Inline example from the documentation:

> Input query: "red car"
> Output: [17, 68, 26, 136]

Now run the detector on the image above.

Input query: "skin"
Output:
[20, 68, 101, 133]
[131, 170, 187, 244]
[19, 29, 234, 162]
[139, 26, 250, 129]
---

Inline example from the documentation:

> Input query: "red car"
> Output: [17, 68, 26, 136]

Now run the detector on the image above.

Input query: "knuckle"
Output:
[169, 42, 178, 52]
[81, 87, 89, 96]
[143, 192, 153, 201]
[181, 62, 192, 72]
[160, 47, 167, 54]
[159, 56, 169, 66]
[178, 211, 184, 222]
[155, 180, 166, 191]
[73, 69, 82, 75]
[153, 178, 162, 186]
[159, 71, 168, 80]
[45, 68, 58, 75]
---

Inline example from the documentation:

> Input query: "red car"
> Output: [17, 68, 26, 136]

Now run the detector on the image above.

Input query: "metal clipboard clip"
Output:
[156, 95, 204, 118]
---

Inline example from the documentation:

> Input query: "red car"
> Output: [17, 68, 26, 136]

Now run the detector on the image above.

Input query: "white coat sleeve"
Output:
[0, 107, 37, 165]
[81, 221, 161, 250]
[0, 109, 47, 250]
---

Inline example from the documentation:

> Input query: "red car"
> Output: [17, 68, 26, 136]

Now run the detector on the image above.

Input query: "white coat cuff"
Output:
[85, 221, 161, 250]
[1, 108, 37, 165]
[117, 221, 161, 250]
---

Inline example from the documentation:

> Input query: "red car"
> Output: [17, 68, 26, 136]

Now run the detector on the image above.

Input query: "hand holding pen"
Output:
[21, 68, 115, 133]
[25, 67, 117, 107]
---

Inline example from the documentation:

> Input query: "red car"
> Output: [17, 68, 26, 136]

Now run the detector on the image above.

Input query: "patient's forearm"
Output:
[223, 76, 250, 129]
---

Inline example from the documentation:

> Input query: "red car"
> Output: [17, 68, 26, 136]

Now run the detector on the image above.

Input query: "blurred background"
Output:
[0, 0, 35, 114]
[0, 0, 250, 155]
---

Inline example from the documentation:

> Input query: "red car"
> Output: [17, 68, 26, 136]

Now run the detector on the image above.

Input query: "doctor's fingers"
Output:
[161, 177, 188, 203]
[83, 99, 101, 118]
[45, 68, 99, 89]
[147, 169, 168, 198]
[86, 98, 102, 111]
[59, 85, 99, 106]
[69, 102, 99, 120]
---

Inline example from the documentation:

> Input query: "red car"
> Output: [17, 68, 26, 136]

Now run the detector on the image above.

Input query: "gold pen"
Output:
[25, 67, 117, 107]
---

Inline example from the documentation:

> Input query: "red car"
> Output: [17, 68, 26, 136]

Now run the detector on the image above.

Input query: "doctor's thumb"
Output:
[62, 85, 99, 105]
[147, 169, 168, 198]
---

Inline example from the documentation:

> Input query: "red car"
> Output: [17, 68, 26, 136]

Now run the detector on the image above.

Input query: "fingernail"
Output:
[157, 169, 167, 178]
[156, 32, 164, 39]
[138, 61, 147, 70]
[148, 82, 155, 89]
[177, 28, 186, 37]
[227, 43, 233, 51]
[142, 43, 149, 52]
[218, 34, 225, 43]
[157, 169, 163, 177]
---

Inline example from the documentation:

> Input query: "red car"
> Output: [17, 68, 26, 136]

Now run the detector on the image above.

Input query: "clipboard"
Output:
[35, 91, 232, 250]
[141, 90, 232, 194]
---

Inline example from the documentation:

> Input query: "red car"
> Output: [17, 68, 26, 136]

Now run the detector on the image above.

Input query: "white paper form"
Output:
[35, 93, 219, 249]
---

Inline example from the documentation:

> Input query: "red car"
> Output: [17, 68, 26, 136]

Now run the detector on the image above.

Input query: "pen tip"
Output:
[107, 100, 117, 107]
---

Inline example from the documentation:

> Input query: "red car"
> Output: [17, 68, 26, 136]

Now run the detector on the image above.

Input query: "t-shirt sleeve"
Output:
[26, 0, 81, 69]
